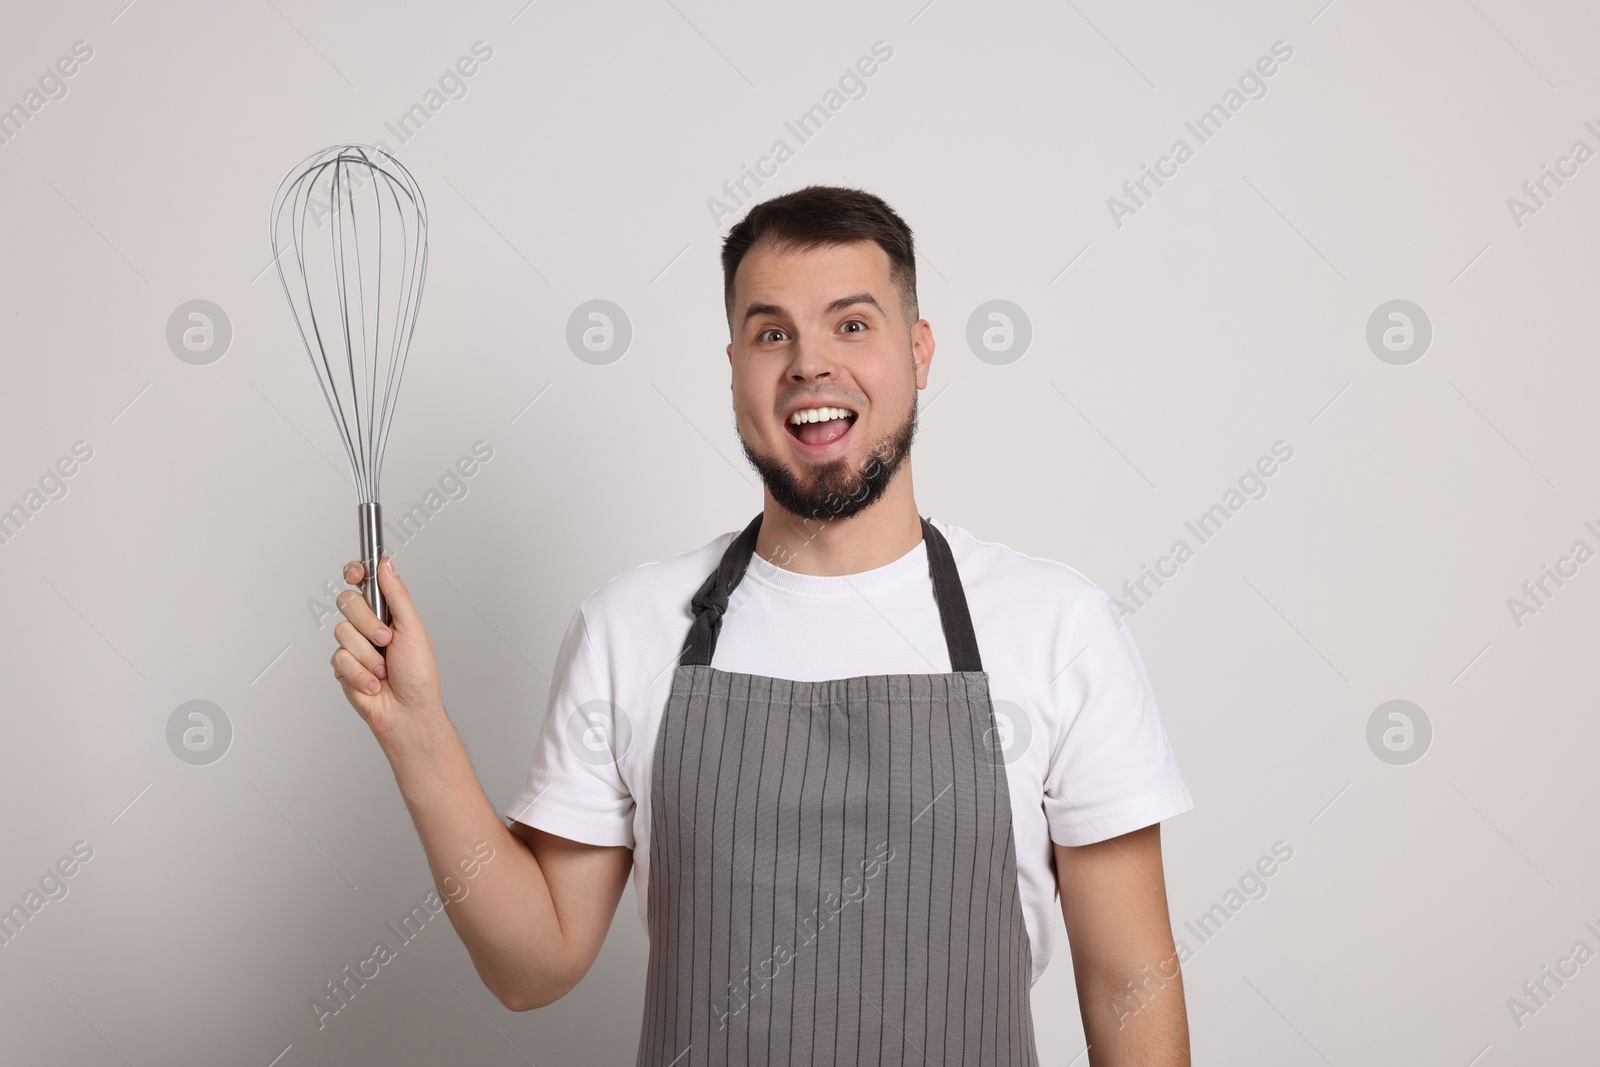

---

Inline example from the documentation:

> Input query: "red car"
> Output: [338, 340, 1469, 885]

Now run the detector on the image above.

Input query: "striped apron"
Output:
[638, 512, 1039, 1067]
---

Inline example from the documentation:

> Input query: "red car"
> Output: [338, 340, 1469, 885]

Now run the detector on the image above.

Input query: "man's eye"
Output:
[758, 328, 788, 343]
[841, 320, 866, 334]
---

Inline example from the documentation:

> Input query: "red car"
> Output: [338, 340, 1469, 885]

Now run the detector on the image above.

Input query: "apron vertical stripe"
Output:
[640, 516, 1039, 1066]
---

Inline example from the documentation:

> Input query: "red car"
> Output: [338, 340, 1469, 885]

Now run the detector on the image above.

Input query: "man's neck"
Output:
[754, 464, 923, 576]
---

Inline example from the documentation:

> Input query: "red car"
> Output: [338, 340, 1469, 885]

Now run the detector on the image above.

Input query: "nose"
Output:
[786, 333, 836, 383]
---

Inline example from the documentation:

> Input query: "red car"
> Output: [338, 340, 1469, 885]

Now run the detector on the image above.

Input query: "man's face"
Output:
[726, 239, 932, 523]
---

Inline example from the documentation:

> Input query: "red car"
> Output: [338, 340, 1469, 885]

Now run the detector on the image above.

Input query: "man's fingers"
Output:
[334, 620, 387, 680]
[331, 647, 382, 696]
[337, 586, 393, 650]
[375, 555, 421, 630]
[344, 560, 365, 585]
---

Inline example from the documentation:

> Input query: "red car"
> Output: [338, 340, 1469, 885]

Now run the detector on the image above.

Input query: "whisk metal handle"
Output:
[358, 503, 393, 646]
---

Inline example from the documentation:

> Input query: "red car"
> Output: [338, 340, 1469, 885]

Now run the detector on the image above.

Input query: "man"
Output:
[330, 186, 1195, 1065]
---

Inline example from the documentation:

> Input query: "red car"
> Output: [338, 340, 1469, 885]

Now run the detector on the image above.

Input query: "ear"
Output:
[912, 319, 934, 390]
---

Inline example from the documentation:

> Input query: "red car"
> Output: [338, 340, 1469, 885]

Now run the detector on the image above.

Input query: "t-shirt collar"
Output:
[739, 528, 931, 602]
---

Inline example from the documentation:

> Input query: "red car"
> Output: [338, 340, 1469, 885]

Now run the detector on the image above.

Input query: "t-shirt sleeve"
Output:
[502, 603, 637, 849]
[1042, 586, 1194, 847]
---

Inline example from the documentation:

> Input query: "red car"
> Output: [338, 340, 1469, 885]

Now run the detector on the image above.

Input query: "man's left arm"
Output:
[1055, 822, 1190, 1066]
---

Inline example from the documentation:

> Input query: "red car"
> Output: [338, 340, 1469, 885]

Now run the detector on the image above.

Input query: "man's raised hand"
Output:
[330, 555, 445, 745]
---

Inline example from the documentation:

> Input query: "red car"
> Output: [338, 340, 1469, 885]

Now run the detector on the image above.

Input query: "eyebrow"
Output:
[740, 291, 884, 329]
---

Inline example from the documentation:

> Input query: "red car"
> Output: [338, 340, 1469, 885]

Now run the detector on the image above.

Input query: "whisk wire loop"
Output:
[270, 144, 429, 631]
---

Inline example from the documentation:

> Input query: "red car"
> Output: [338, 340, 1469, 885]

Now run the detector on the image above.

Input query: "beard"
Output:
[738, 391, 918, 523]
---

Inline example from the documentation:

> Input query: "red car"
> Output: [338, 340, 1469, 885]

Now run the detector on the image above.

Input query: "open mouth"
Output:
[784, 406, 858, 450]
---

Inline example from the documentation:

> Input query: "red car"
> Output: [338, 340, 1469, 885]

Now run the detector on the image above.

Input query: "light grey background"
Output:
[2, 0, 1595, 1063]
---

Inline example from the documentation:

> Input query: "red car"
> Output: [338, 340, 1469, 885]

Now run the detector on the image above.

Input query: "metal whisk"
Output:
[269, 143, 429, 634]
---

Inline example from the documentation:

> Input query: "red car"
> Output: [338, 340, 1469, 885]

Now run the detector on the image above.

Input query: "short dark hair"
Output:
[720, 185, 918, 334]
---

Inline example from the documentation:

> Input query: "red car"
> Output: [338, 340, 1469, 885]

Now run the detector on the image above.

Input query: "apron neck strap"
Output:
[677, 512, 983, 672]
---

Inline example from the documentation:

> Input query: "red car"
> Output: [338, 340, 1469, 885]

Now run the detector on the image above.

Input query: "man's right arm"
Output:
[329, 555, 632, 1011]
[382, 706, 633, 1010]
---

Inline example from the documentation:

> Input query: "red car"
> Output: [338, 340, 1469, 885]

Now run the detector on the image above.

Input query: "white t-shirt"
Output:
[504, 517, 1194, 987]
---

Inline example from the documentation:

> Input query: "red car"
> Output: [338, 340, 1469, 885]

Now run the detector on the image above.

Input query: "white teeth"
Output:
[788, 406, 855, 425]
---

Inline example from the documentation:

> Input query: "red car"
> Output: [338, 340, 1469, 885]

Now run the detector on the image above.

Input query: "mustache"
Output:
[779, 391, 864, 413]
